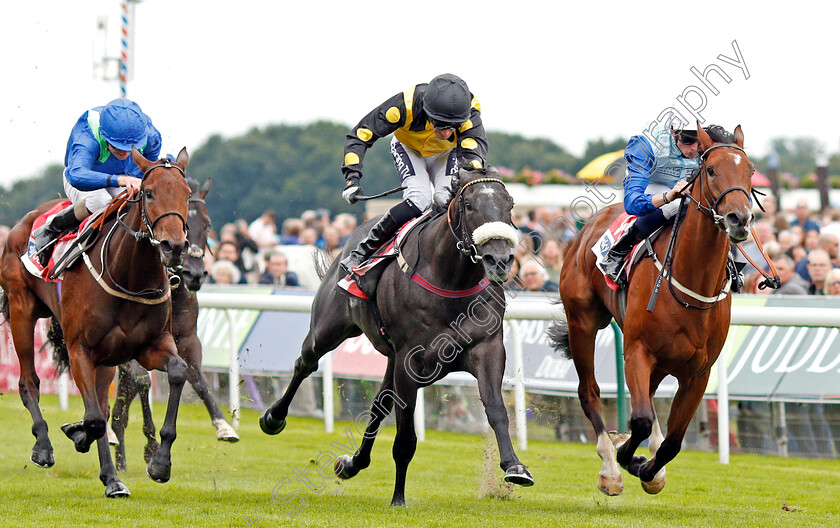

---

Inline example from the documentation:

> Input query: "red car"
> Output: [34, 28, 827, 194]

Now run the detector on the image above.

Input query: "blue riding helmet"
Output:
[99, 99, 148, 151]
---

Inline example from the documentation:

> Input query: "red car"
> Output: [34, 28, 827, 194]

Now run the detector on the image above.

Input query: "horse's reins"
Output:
[84, 160, 189, 303]
[648, 143, 777, 310]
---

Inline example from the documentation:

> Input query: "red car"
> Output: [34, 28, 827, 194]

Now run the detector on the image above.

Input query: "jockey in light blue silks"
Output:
[599, 123, 734, 289]
[31, 99, 162, 265]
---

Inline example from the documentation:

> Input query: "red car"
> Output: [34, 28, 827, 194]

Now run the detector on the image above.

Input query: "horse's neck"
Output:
[106, 209, 167, 288]
[669, 204, 730, 289]
[412, 216, 484, 288]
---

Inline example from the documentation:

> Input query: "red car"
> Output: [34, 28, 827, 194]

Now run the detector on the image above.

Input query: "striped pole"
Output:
[119, 0, 128, 98]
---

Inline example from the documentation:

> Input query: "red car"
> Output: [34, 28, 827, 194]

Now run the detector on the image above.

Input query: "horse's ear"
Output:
[199, 176, 212, 198]
[132, 147, 151, 172]
[175, 147, 190, 170]
[733, 125, 744, 148]
[697, 121, 713, 151]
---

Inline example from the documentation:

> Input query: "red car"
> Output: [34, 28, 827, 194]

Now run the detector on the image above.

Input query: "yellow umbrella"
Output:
[576, 150, 626, 183]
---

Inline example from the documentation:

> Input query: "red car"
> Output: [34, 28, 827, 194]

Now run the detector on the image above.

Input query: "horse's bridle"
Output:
[446, 177, 508, 263]
[684, 143, 753, 232]
[96, 159, 189, 300]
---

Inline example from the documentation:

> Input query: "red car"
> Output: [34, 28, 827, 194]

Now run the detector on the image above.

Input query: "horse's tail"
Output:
[0, 287, 9, 323]
[47, 317, 70, 374]
[313, 249, 333, 280]
[546, 318, 572, 360]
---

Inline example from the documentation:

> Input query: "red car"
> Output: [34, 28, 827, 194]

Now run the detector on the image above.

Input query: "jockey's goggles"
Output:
[429, 118, 460, 130]
[678, 134, 698, 145]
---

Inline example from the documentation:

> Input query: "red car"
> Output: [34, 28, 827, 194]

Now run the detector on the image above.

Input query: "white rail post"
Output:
[224, 309, 240, 429]
[717, 339, 730, 464]
[509, 321, 527, 451]
[58, 371, 69, 411]
[322, 352, 334, 434]
[415, 387, 426, 442]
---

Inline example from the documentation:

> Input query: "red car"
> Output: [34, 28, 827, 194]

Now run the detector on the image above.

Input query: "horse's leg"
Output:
[261, 302, 358, 435]
[111, 363, 138, 471]
[131, 362, 159, 463]
[10, 302, 54, 468]
[94, 365, 130, 497]
[471, 344, 533, 486]
[641, 369, 668, 493]
[389, 368, 419, 508]
[637, 372, 710, 494]
[180, 336, 237, 442]
[62, 346, 107, 453]
[335, 357, 396, 480]
[615, 345, 655, 478]
[568, 316, 622, 496]
[137, 346, 188, 484]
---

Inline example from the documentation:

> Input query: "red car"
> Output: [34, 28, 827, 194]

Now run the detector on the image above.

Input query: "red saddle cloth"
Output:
[592, 213, 646, 291]
[338, 214, 428, 300]
[23, 201, 95, 282]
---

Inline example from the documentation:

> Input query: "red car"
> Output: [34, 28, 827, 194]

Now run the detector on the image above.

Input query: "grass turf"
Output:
[0, 392, 838, 527]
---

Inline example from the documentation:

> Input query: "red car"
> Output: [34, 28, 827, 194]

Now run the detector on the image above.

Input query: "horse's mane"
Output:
[433, 165, 501, 215]
[704, 124, 734, 144]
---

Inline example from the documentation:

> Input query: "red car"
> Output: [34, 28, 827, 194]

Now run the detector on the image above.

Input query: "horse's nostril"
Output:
[726, 212, 745, 227]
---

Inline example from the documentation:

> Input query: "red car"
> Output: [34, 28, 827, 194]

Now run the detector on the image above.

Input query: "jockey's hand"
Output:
[117, 175, 142, 198]
[669, 180, 690, 201]
[342, 172, 363, 205]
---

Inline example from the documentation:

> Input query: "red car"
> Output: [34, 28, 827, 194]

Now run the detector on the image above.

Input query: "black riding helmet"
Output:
[673, 124, 733, 145]
[424, 73, 471, 128]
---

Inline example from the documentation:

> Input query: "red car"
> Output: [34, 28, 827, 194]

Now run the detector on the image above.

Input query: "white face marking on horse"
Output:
[479, 187, 497, 198]
[731, 154, 742, 166]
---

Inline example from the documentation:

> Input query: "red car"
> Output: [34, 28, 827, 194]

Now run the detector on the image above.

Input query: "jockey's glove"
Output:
[342, 173, 363, 204]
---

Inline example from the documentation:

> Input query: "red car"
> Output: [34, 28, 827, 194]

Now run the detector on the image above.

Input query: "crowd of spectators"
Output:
[731, 196, 840, 296]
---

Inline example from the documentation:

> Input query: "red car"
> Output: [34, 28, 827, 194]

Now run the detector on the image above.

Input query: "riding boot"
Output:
[31, 206, 82, 267]
[339, 199, 422, 276]
[602, 224, 641, 289]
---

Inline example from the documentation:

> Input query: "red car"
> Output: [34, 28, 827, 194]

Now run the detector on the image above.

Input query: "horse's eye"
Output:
[464, 200, 472, 210]
[144, 189, 153, 199]
[707, 167, 715, 177]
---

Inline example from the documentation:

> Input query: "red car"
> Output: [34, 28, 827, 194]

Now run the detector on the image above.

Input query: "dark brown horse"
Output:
[111, 177, 238, 472]
[260, 167, 533, 507]
[0, 149, 192, 497]
[549, 125, 753, 495]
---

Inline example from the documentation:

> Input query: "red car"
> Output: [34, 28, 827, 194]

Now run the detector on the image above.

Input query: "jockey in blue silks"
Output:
[600, 123, 734, 289]
[31, 99, 162, 265]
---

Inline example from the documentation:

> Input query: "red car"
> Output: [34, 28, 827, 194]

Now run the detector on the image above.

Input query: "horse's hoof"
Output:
[504, 464, 534, 487]
[334, 454, 359, 480]
[598, 474, 624, 496]
[144, 440, 160, 464]
[105, 481, 131, 498]
[106, 423, 119, 446]
[61, 422, 90, 453]
[608, 431, 631, 449]
[146, 459, 171, 483]
[259, 409, 286, 436]
[30, 449, 55, 468]
[213, 419, 240, 442]
[390, 496, 407, 508]
[641, 469, 666, 495]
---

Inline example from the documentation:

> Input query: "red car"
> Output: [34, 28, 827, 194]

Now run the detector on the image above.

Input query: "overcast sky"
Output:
[1, 1, 838, 187]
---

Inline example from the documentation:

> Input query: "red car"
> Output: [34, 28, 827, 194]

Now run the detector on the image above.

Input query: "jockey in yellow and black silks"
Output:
[339, 73, 487, 276]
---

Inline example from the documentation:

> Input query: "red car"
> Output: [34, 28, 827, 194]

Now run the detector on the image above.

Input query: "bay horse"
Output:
[112, 177, 238, 473]
[549, 125, 754, 495]
[0, 148, 192, 497]
[259, 167, 534, 507]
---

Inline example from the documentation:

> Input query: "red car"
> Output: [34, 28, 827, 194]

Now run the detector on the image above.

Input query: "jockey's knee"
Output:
[403, 189, 432, 212]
